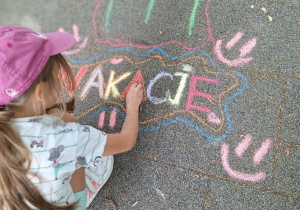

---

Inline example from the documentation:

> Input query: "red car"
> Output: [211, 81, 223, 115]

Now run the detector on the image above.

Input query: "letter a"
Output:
[80, 67, 104, 100]
[120, 70, 146, 102]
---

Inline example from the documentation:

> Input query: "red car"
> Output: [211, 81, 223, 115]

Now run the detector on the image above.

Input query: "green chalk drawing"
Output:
[145, 0, 156, 24]
[106, 0, 114, 33]
[188, 0, 200, 36]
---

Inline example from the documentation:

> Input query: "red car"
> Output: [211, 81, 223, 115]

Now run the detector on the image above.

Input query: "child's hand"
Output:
[126, 83, 143, 111]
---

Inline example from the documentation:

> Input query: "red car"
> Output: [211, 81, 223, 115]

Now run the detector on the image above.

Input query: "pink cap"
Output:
[0, 25, 76, 107]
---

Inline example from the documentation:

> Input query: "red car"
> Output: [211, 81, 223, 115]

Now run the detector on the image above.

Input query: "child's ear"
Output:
[35, 82, 48, 101]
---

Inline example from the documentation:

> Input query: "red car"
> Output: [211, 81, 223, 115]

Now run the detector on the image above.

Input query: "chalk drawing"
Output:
[147, 72, 173, 105]
[61, 65, 88, 96]
[167, 72, 189, 105]
[120, 70, 147, 102]
[145, 0, 156, 24]
[110, 57, 124, 65]
[253, 139, 272, 166]
[188, 0, 200, 36]
[72, 50, 247, 141]
[80, 67, 104, 100]
[226, 32, 244, 50]
[93, 0, 215, 50]
[207, 112, 221, 124]
[61, 0, 272, 183]
[221, 135, 272, 182]
[104, 70, 131, 99]
[186, 75, 219, 113]
[59, 24, 88, 55]
[235, 134, 252, 157]
[109, 108, 117, 129]
[98, 111, 105, 129]
[105, 0, 114, 34]
[215, 32, 257, 66]
[182, 64, 193, 72]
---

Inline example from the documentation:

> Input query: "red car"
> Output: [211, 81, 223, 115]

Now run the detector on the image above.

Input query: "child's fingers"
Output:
[137, 83, 143, 90]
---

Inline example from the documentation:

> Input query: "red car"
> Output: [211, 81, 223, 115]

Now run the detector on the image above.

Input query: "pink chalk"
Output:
[239, 38, 257, 57]
[73, 24, 81, 42]
[75, 65, 88, 87]
[235, 134, 252, 157]
[59, 25, 89, 55]
[221, 143, 266, 182]
[186, 75, 218, 113]
[214, 31, 257, 67]
[197, 76, 219, 84]
[207, 112, 221, 124]
[63, 37, 88, 55]
[109, 108, 117, 129]
[215, 40, 254, 67]
[253, 139, 272, 166]
[110, 58, 124, 65]
[120, 70, 145, 102]
[226, 32, 244, 50]
[98, 111, 105, 129]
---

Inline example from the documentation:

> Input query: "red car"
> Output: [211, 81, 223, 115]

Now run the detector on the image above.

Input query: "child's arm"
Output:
[102, 83, 143, 156]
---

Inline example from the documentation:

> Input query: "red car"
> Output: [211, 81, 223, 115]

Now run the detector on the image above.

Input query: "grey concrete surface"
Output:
[0, 0, 299, 209]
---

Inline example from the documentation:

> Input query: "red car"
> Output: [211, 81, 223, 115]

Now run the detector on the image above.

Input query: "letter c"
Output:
[147, 72, 173, 104]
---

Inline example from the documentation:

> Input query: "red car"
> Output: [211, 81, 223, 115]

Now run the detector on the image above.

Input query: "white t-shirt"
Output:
[12, 114, 107, 206]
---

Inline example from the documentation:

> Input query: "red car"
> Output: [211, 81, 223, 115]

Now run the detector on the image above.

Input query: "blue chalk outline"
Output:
[67, 47, 216, 64]
[74, 48, 247, 141]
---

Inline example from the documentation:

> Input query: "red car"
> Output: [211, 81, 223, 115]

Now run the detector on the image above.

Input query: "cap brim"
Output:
[43, 32, 76, 56]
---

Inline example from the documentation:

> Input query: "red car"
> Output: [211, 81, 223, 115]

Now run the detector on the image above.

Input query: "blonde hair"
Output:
[0, 54, 77, 209]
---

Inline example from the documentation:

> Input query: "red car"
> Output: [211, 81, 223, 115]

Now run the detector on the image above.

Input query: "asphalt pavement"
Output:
[0, 0, 299, 209]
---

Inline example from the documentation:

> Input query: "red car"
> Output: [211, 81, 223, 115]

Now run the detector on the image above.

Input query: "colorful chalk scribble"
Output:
[70, 51, 246, 141]
[93, 0, 215, 50]
[60, 0, 273, 183]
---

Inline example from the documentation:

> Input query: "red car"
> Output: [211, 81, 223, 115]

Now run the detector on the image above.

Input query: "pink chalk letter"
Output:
[186, 75, 219, 113]
[121, 70, 146, 102]
[75, 65, 88, 87]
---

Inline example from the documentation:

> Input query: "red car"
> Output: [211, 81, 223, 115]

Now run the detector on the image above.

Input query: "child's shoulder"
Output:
[12, 114, 102, 135]
[12, 114, 80, 133]
[12, 114, 64, 125]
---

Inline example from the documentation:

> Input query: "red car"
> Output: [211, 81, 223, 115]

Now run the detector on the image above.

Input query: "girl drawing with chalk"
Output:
[0, 25, 143, 209]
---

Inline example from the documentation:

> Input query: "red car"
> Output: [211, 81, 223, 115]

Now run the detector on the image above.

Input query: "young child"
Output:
[0, 25, 143, 209]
